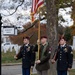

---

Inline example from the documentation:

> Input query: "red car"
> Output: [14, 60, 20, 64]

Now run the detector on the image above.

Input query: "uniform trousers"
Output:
[22, 68, 30, 75]
[37, 70, 48, 75]
[57, 70, 67, 75]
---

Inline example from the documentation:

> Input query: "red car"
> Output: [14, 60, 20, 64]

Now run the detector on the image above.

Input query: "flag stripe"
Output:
[35, 0, 44, 12]
[31, 0, 44, 22]
[31, 0, 44, 14]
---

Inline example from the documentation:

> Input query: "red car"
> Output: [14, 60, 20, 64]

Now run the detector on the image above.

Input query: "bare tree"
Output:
[45, 0, 58, 75]
[45, 0, 74, 75]
[1, 0, 24, 16]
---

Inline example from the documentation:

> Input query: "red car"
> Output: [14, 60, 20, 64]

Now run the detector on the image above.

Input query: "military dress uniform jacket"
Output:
[54, 44, 73, 71]
[16, 44, 35, 68]
[33, 43, 51, 71]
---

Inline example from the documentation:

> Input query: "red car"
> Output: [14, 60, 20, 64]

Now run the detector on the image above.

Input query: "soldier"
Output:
[33, 36, 51, 75]
[14, 36, 35, 75]
[51, 37, 73, 75]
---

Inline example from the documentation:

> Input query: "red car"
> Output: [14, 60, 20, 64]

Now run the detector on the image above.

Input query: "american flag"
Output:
[31, 0, 44, 22]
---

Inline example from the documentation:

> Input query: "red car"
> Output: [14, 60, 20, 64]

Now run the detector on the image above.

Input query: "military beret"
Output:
[59, 36, 67, 41]
[40, 36, 47, 39]
[23, 36, 30, 40]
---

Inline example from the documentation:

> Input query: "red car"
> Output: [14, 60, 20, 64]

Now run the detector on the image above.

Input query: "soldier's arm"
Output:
[32, 39, 41, 52]
[30, 45, 36, 66]
[32, 44, 38, 52]
[15, 46, 23, 60]
[67, 46, 73, 68]
[51, 49, 58, 64]
[53, 49, 58, 61]
[40, 47, 51, 64]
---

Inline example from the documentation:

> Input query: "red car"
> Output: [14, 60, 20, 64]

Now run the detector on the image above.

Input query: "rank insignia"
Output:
[27, 46, 30, 52]
[64, 48, 67, 52]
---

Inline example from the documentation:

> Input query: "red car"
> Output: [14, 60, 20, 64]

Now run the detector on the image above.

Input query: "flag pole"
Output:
[30, 0, 44, 74]
[30, 13, 34, 75]
[38, 19, 40, 60]
[30, 13, 34, 23]
[37, 6, 41, 59]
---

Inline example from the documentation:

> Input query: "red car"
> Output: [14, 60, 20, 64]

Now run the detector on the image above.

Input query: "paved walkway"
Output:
[1, 60, 75, 75]
[1, 65, 37, 75]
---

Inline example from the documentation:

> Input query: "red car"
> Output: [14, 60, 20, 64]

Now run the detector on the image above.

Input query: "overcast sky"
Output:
[0, 0, 74, 28]
[59, 7, 74, 27]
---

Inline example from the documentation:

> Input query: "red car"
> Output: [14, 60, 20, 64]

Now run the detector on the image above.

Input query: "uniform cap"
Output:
[40, 36, 47, 39]
[59, 36, 67, 41]
[23, 36, 30, 40]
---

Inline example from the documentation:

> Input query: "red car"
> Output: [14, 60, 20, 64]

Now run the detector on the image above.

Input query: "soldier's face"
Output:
[41, 38, 47, 44]
[23, 39, 29, 44]
[59, 39, 66, 45]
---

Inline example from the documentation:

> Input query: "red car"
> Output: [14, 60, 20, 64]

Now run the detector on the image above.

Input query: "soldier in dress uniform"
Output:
[51, 37, 73, 75]
[33, 36, 52, 75]
[14, 36, 35, 75]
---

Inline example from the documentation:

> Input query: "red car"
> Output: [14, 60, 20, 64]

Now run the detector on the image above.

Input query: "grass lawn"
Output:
[69, 69, 75, 75]
[31, 69, 75, 75]
[1, 49, 21, 64]
[73, 50, 75, 59]
[1, 49, 39, 64]
[1, 50, 75, 63]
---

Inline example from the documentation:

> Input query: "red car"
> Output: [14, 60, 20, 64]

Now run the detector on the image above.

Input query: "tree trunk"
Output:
[45, 0, 58, 75]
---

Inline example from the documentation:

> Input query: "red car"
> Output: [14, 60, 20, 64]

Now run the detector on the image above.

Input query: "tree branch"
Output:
[18, 17, 46, 34]
[59, 0, 74, 8]
[29, 32, 35, 39]
[1, 0, 24, 16]
[18, 19, 39, 34]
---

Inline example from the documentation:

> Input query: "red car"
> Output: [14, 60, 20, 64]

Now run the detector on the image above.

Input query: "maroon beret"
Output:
[40, 36, 47, 39]
[23, 36, 30, 40]
[59, 36, 66, 41]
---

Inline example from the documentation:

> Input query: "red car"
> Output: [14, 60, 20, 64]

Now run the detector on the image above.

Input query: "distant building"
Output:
[1, 26, 10, 43]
